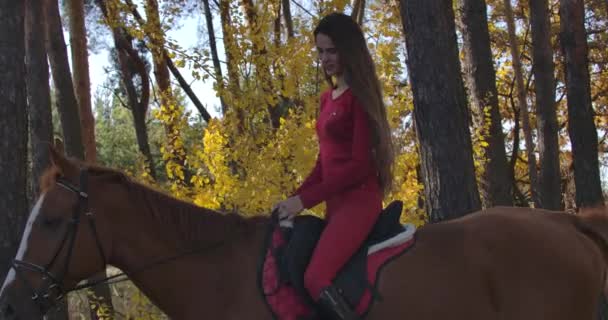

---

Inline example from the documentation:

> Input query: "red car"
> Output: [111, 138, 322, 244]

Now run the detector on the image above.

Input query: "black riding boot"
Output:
[316, 285, 360, 320]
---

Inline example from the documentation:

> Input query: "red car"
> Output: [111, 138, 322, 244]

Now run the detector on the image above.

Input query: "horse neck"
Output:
[105, 184, 269, 318]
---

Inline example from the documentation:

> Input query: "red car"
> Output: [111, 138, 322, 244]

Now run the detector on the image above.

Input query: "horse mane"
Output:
[40, 162, 268, 247]
[127, 178, 268, 247]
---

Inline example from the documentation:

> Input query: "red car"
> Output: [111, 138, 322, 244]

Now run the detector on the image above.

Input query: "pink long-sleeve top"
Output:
[294, 88, 379, 209]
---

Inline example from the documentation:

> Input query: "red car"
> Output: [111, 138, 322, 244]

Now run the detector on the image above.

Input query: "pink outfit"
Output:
[293, 88, 383, 300]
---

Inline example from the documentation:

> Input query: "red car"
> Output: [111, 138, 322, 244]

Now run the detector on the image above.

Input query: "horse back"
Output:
[367, 207, 605, 320]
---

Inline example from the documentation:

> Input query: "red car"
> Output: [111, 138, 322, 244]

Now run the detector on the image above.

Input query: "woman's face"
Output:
[315, 33, 342, 76]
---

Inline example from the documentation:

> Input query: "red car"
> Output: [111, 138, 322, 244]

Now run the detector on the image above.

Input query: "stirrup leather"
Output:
[317, 286, 360, 320]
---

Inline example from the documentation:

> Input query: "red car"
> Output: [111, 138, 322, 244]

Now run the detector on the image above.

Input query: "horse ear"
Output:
[48, 144, 78, 178]
[54, 137, 65, 155]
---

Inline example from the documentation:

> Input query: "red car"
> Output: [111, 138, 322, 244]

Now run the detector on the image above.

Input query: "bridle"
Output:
[11, 169, 107, 314]
[8, 168, 249, 315]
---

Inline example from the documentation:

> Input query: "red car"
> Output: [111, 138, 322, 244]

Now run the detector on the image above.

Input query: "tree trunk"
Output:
[219, 0, 240, 92]
[457, 0, 512, 207]
[67, 0, 96, 163]
[96, 0, 156, 181]
[25, 0, 53, 196]
[45, 0, 85, 160]
[352, 0, 365, 24]
[66, 1, 114, 316]
[530, 0, 562, 210]
[274, 1, 281, 47]
[357, 0, 365, 25]
[560, 0, 604, 208]
[240, 0, 277, 129]
[0, 0, 28, 295]
[219, 0, 246, 133]
[509, 95, 527, 206]
[117, 40, 156, 181]
[399, 0, 481, 222]
[504, 0, 539, 207]
[143, 0, 190, 181]
[201, 0, 227, 115]
[144, 0, 171, 98]
[282, 0, 294, 39]
[123, 0, 211, 122]
[352, 0, 362, 20]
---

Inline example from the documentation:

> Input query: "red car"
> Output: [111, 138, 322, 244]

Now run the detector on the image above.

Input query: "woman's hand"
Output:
[272, 196, 304, 221]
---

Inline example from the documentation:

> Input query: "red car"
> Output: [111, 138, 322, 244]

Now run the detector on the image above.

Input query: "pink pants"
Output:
[303, 183, 382, 300]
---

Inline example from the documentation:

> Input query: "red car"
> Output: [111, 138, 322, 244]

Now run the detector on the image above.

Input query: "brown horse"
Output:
[1, 148, 607, 319]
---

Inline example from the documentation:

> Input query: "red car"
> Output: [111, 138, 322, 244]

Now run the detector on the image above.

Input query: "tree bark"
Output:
[66, 1, 114, 316]
[282, 0, 294, 38]
[352, 0, 365, 24]
[67, 0, 96, 163]
[144, 0, 171, 99]
[240, 0, 277, 129]
[457, 0, 512, 207]
[352, 0, 362, 20]
[96, 0, 156, 181]
[25, 0, 53, 196]
[141, 0, 190, 180]
[45, 0, 85, 160]
[560, 0, 604, 208]
[275, 2, 281, 47]
[201, 0, 227, 115]
[530, 0, 562, 210]
[399, 0, 481, 222]
[124, 0, 212, 122]
[219, 0, 240, 92]
[504, 0, 539, 207]
[0, 0, 28, 295]
[219, 0, 246, 133]
[357, 0, 365, 25]
[117, 39, 156, 181]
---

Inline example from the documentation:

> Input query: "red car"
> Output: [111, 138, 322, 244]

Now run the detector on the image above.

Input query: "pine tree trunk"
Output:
[25, 0, 53, 196]
[0, 0, 28, 299]
[282, 0, 294, 38]
[399, 0, 481, 222]
[67, 0, 96, 163]
[95, 0, 156, 181]
[351, 0, 365, 24]
[124, 0, 211, 121]
[240, 0, 277, 128]
[352, 0, 362, 19]
[504, 0, 539, 207]
[357, 0, 365, 25]
[144, 0, 171, 97]
[530, 0, 562, 210]
[219, 0, 240, 92]
[201, 0, 227, 115]
[457, 0, 512, 207]
[560, 0, 604, 208]
[144, 0, 189, 179]
[117, 40, 156, 181]
[45, 0, 85, 160]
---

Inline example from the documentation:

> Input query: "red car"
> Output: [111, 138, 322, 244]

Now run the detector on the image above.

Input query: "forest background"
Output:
[0, 0, 607, 318]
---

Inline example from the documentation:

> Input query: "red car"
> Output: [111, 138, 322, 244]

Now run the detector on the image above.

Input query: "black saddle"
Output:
[273, 200, 405, 310]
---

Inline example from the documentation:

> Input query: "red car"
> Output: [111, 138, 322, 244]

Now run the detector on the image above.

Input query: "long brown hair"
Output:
[314, 12, 395, 194]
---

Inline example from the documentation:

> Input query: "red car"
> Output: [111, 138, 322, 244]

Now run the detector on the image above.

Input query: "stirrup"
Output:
[317, 285, 360, 320]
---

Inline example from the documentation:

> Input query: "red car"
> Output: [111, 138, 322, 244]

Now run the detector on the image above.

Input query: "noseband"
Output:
[11, 169, 107, 313]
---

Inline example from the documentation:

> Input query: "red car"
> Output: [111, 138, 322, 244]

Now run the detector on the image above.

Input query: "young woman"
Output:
[273, 12, 394, 320]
